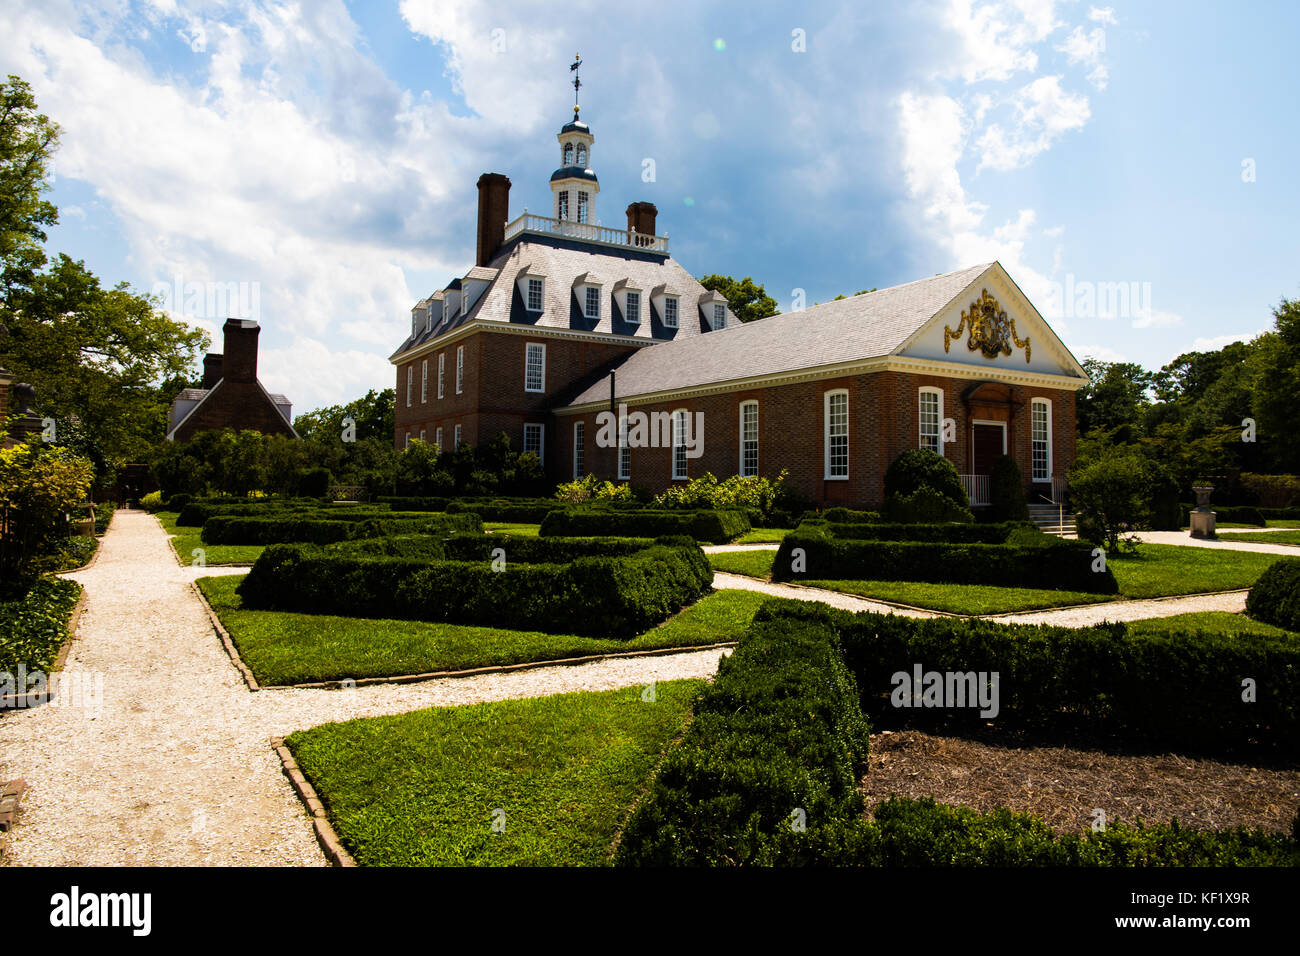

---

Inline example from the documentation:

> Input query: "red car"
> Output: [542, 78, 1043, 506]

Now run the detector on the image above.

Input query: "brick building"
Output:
[391, 101, 1088, 509]
[167, 318, 296, 442]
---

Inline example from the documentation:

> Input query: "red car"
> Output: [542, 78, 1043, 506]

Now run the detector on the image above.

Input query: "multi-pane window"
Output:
[524, 423, 544, 463]
[557, 191, 569, 221]
[563, 143, 574, 165]
[739, 401, 759, 477]
[405, 366, 412, 407]
[625, 291, 641, 324]
[437, 353, 445, 399]
[573, 422, 584, 479]
[419, 429, 425, 443]
[919, 388, 941, 454]
[825, 390, 849, 479]
[404, 431, 411, 449]
[435, 427, 443, 451]
[713, 304, 726, 329]
[456, 346, 464, 394]
[453, 424, 462, 448]
[525, 343, 545, 392]
[425, 308, 433, 332]
[672, 409, 689, 480]
[421, 359, 428, 403]
[577, 191, 589, 223]
[1032, 399, 1052, 481]
[618, 418, 630, 479]
[576, 144, 587, 167]
[585, 286, 600, 319]
[526, 278, 544, 312]
[663, 296, 678, 328]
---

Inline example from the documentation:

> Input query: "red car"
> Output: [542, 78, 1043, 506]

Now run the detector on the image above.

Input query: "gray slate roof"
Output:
[392, 235, 730, 358]
[564, 263, 993, 406]
[177, 386, 290, 405]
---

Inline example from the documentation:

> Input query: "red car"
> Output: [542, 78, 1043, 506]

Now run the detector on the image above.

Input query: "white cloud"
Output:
[943, 0, 1063, 83]
[1132, 308, 1183, 329]
[1189, 331, 1268, 352]
[1088, 6, 1117, 25]
[1055, 25, 1109, 89]
[976, 75, 1090, 170]
[1071, 343, 1126, 362]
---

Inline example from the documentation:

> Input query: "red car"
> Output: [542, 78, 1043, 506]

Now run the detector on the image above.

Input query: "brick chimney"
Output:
[626, 202, 658, 244]
[221, 319, 260, 383]
[203, 352, 224, 389]
[476, 173, 511, 266]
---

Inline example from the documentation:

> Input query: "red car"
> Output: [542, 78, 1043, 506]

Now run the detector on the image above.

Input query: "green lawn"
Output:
[1213, 530, 1300, 546]
[286, 680, 702, 866]
[801, 580, 1103, 614]
[155, 511, 265, 566]
[1215, 521, 1299, 529]
[197, 575, 761, 685]
[708, 549, 777, 578]
[1125, 611, 1294, 639]
[483, 522, 542, 536]
[735, 528, 792, 544]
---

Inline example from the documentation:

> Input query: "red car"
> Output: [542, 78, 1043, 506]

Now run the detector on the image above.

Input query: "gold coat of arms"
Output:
[943, 289, 1031, 363]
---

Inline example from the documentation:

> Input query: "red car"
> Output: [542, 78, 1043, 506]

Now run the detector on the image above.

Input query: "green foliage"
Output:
[92, 501, 115, 534]
[140, 490, 164, 513]
[1077, 359, 1155, 435]
[0, 440, 94, 578]
[201, 511, 480, 546]
[1068, 446, 1153, 552]
[883, 449, 968, 507]
[553, 474, 635, 504]
[237, 536, 712, 637]
[1245, 558, 1300, 632]
[696, 273, 779, 323]
[539, 507, 750, 544]
[652, 470, 790, 523]
[988, 455, 1030, 522]
[0, 577, 81, 674]
[822, 507, 880, 522]
[292, 388, 394, 445]
[298, 466, 331, 499]
[0, 75, 60, 293]
[882, 486, 974, 524]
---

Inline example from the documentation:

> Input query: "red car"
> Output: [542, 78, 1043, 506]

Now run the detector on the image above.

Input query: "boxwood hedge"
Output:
[772, 520, 1115, 593]
[237, 535, 711, 635]
[1245, 557, 1300, 631]
[539, 508, 749, 543]
[201, 512, 480, 545]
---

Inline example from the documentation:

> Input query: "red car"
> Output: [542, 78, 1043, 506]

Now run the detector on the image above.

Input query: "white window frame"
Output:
[405, 366, 412, 408]
[1031, 398, 1053, 482]
[739, 400, 759, 477]
[525, 342, 546, 393]
[419, 428, 425, 443]
[524, 422, 545, 464]
[618, 416, 630, 479]
[420, 359, 428, 404]
[456, 345, 464, 394]
[526, 277, 544, 312]
[919, 387, 943, 456]
[713, 304, 726, 329]
[625, 290, 641, 325]
[557, 190, 569, 221]
[563, 143, 574, 165]
[824, 389, 849, 480]
[453, 424, 462, 448]
[435, 426, 443, 451]
[663, 296, 679, 328]
[573, 421, 584, 479]
[424, 307, 433, 333]
[404, 431, 411, 449]
[671, 408, 689, 480]
[576, 144, 587, 167]
[437, 353, 445, 399]
[577, 190, 589, 224]
[584, 286, 600, 320]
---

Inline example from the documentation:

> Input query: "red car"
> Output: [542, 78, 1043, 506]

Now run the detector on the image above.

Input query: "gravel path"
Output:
[1134, 531, 1300, 556]
[0, 511, 727, 867]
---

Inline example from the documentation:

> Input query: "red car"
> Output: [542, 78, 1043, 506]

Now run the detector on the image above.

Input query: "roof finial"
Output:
[570, 52, 583, 118]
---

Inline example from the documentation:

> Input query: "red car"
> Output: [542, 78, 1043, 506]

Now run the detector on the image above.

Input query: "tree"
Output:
[0, 75, 60, 294]
[833, 288, 876, 300]
[1076, 359, 1154, 436]
[0, 439, 94, 580]
[293, 388, 394, 445]
[697, 274, 779, 323]
[1068, 447, 1153, 552]
[988, 455, 1029, 522]
[1251, 297, 1300, 472]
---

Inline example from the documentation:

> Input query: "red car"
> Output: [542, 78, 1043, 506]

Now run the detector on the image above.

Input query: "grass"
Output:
[197, 575, 763, 685]
[735, 527, 792, 544]
[1213, 530, 1300, 546]
[708, 549, 776, 578]
[285, 680, 702, 866]
[802, 580, 1103, 614]
[483, 522, 541, 536]
[1215, 521, 1299, 529]
[155, 511, 266, 565]
[1125, 611, 1294, 639]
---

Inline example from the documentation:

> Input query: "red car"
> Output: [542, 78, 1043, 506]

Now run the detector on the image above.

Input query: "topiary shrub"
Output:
[882, 487, 974, 524]
[298, 467, 332, 499]
[1245, 557, 1300, 631]
[883, 449, 968, 507]
[1149, 470, 1182, 531]
[988, 455, 1030, 522]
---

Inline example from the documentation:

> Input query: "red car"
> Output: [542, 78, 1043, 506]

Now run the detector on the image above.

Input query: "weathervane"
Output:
[570, 53, 583, 118]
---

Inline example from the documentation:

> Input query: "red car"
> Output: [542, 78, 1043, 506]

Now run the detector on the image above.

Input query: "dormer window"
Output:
[663, 296, 679, 328]
[625, 291, 641, 324]
[585, 286, 600, 319]
[425, 307, 433, 333]
[527, 277, 544, 312]
[713, 304, 726, 329]
[576, 144, 587, 167]
[563, 143, 574, 165]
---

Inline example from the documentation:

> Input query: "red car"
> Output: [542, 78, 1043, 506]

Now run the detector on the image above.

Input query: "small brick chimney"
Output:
[626, 202, 658, 244]
[221, 319, 260, 384]
[476, 173, 511, 266]
[203, 353, 224, 389]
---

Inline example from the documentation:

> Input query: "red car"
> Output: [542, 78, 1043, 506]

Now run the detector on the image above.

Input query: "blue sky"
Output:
[4, 0, 1297, 413]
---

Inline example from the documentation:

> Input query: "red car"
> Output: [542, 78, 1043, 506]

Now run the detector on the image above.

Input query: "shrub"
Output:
[988, 456, 1030, 522]
[0, 578, 82, 674]
[823, 507, 880, 523]
[0, 443, 95, 579]
[373, 496, 450, 511]
[1149, 469, 1182, 531]
[447, 499, 566, 523]
[553, 475, 635, 504]
[882, 487, 974, 524]
[822, 521, 1034, 543]
[140, 491, 165, 513]
[237, 536, 711, 636]
[883, 449, 968, 507]
[614, 615, 869, 865]
[1246, 558, 1300, 631]
[1069, 448, 1151, 551]
[92, 502, 116, 534]
[539, 507, 749, 543]
[653, 471, 792, 524]
[298, 467, 332, 499]
[201, 512, 480, 545]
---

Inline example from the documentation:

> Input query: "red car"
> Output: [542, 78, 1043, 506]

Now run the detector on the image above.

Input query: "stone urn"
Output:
[1189, 484, 1216, 539]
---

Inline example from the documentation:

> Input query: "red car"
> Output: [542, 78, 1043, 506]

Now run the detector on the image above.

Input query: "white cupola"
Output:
[550, 54, 599, 224]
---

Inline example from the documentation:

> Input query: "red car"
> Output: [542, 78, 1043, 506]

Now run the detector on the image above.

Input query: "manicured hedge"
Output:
[1180, 504, 1267, 527]
[237, 536, 711, 635]
[540, 508, 749, 544]
[816, 520, 1036, 543]
[615, 614, 870, 865]
[822, 507, 881, 523]
[0, 578, 83, 675]
[755, 600, 1300, 756]
[330, 533, 656, 563]
[201, 512, 481, 545]
[176, 499, 353, 526]
[447, 499, 566, 523]
[772, 522, 1116, 593]
[1246, 557, 1300, 631]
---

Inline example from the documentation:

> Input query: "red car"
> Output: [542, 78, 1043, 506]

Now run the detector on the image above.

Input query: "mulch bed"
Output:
[863, 730, 1300, 835]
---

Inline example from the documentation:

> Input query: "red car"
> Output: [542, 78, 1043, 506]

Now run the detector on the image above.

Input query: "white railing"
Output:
[960, 474, 990, 506]
[1051, 475, 1068, 503]
[502, 213, 670, 253]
